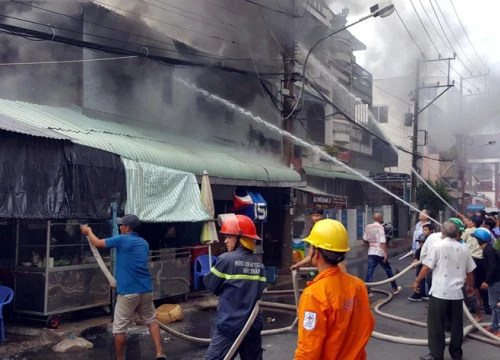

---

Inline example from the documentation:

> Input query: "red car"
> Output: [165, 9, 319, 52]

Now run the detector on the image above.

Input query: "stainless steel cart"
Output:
[14, 220, 111, 328]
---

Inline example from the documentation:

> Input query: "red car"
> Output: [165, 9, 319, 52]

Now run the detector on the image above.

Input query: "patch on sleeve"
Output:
[303, 311, 317, 330]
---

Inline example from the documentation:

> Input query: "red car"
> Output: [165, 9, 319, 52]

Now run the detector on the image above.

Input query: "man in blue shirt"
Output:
[81, 214, 167, 360]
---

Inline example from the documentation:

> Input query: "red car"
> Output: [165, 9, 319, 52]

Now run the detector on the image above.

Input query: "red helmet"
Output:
[218, 214, 261, 240]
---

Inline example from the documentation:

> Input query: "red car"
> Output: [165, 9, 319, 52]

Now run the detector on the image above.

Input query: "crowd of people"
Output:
[80, 206, 500, 360]
[405, 208, 500, 360]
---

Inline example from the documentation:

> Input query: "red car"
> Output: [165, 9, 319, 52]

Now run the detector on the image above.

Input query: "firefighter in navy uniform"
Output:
[204, 214, 266, 360]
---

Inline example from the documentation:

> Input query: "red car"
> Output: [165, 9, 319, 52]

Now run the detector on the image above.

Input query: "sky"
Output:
[327, 0, 500, 137]
[327, 0, 500, 79]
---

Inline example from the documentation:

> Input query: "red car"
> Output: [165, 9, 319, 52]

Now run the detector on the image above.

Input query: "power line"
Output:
[242, 0, 291, 16]
[0, 20, 277, 76]
[0, 13, 222, 60]
[202, 0, 238, 15]
[138, 0, 235, 31]
[417, 0, 452, 54]
[449, 0, 488, 72]
[313, 46, 412, 106]
[0, 10, 281, 64]
[395, 8, 426, 57]
[372, 82, 412, 106]
[305, 80, 450, 162]
[8, 0, 240, 62]
[428, 0, 482, 83]
[93, 0, 237, 43]
[409, 1, 481, 90]
[396, 8, 477, 94]
[232, 0, 282, 120]
[409, 0, 442, 57]
[433, 0, 484, 79]
[0, 55, 137, 66]
[153, 0, 236, 27]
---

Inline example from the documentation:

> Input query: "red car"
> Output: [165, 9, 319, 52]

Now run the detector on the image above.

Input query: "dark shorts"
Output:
[473, 259, 486, 289]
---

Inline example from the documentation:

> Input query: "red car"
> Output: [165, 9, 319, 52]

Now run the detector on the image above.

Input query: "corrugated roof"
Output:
[302, 166, 368, 182]
[0, 100, 301, 184]
[294, 185, 331, 196]
[0, 112, 70, 139]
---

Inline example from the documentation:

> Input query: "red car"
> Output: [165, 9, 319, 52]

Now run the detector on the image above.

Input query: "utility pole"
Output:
[282, 54, 295, 167]
[459, 77, 466, 213]
[280, 0, 296, 271]
[410, 58, 421, 209]
[458, 72, 489, 212]
[409, 56, 455, 229]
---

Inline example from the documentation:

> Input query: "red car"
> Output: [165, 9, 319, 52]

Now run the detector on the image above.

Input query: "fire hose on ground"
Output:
[86, 235, 500, 358]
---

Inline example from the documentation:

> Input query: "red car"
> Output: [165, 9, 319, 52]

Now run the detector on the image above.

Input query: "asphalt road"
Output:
[12, 254, 499, 360]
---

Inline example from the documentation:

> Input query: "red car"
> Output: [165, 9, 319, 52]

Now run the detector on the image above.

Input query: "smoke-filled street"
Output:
[1, 0, 500, 359]
[8, 253, 497, 360]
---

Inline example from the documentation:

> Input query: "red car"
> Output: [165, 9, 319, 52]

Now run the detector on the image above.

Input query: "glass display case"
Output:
[14, 220, 112, 328]
[148, 248, 190, 301]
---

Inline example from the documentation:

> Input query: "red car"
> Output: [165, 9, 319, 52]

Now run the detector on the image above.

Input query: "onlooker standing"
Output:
[463, 215, 490, 320]
[409, 234, 429, 302]
[413, 221, 476, 360]
[422, 223, 434, 238]
[364, 213, 401, 297]
[482, 218, 497, 244]
[474, 228, 500, 337]
[413, 210, 431, 253]
[291, 208, 323, 271]
[81, 215, 167, 360]
[291, 209, 348, 273]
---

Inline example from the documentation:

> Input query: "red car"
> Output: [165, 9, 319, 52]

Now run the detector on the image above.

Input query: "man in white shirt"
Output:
[420, 218, 465, 299]
[413, 209, 432, 253]
[364, 213, 401, 297]
[413, 221, 476, 360]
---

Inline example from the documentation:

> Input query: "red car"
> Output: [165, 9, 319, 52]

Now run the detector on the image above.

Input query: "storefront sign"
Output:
[234, 188, 268, 222]
[312, 195, 347, 209]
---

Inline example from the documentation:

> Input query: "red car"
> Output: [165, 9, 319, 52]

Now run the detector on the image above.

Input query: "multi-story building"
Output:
[0, 0, 401, 269]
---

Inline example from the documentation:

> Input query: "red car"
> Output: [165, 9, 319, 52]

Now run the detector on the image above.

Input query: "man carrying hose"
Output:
[413, 221, 476, 360]
[81, 215, 167, 360]
[413, 209, 432, 254]
[294, 219, 374, 360]
[204, 214, 266, 360]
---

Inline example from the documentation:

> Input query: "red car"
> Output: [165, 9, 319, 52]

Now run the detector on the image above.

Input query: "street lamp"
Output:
[370, 2, 396, 18]
[285, 1, 396, 120]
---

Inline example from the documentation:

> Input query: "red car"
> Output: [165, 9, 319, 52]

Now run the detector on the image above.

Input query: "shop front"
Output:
[0, 131, 126, 327]
[1, 101, 304, 300]
[292, 186, 347, 263]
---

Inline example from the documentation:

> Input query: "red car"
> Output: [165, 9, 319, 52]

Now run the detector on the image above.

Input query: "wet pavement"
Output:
[5, 247, 499, 360]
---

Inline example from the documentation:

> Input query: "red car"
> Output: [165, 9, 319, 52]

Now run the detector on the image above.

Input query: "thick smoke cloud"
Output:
[327, 0, 496, 155]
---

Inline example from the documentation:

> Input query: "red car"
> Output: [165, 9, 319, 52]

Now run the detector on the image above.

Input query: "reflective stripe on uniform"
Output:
[211, 267, 267, 282]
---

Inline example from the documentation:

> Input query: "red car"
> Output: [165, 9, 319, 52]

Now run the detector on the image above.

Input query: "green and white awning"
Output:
[122, 159, 211, 223]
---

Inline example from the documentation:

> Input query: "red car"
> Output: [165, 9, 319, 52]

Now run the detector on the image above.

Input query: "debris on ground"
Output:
[156, 304, 184, 323]
[52, 337, 94, 353]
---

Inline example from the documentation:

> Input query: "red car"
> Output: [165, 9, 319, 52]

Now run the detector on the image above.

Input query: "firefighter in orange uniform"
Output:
[294, 219, 375, 360]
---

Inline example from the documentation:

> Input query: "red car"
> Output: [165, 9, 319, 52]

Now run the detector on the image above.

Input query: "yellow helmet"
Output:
[304, 219, 350, 252]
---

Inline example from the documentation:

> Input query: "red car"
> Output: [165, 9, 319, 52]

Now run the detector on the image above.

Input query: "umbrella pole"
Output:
[208, 243, 212, 268]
